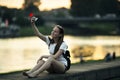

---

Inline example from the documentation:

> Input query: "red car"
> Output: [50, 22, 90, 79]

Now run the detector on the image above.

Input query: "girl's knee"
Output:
[48, 55, 55, 62]
[48, 55, 54, 59]
[41, 60, 45, 63]
[38, 60, 45, 64]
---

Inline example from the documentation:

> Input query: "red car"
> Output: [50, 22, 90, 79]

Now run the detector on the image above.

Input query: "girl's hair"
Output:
[49, 25, 64, 54]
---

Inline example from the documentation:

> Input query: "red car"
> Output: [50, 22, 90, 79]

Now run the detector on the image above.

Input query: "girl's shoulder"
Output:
[45, 36, 51, 45]
[62, 41, 67, 45]
[60, 41, 68, 48]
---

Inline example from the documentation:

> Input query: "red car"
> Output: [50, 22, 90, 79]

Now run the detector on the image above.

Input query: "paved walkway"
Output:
[0, 59, 120, 80]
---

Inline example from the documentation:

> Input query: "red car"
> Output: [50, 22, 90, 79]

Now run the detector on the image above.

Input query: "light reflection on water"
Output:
[0, 36, 120, 73]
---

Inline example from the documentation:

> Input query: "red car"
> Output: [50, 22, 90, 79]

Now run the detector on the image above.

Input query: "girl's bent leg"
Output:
[28, 56, 53, 76]
[26, 60, 45, 74]
[29, 56, 66, 77]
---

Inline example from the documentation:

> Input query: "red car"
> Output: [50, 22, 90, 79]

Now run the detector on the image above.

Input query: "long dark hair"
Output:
[49, 25, 64, 54]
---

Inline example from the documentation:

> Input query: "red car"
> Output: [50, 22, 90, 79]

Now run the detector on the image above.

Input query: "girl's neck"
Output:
[53, 38, 59, 43]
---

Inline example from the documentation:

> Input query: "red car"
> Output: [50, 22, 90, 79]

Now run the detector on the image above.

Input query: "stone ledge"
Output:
[0, 60, 120, 80]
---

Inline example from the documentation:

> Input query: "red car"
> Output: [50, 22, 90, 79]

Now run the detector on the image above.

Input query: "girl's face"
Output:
[51, 27, 61, 38]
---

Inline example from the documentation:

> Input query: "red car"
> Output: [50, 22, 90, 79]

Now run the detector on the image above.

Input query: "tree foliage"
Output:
[23, 0, 40, 16]
[0, 6, 18, 24]
[70, 0, 119, 17]
[98, 0, 119, 16]
[2, 0, 44, 26]
[24, 3, 40, 16]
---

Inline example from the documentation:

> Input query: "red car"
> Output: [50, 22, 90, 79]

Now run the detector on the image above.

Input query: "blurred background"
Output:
[0, 0, 120, 73]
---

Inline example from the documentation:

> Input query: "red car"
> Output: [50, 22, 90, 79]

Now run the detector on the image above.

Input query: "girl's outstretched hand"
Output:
[31, 17, 38, 23]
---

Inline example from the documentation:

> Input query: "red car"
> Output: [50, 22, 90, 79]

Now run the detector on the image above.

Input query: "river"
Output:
[0, 35, 120, 73]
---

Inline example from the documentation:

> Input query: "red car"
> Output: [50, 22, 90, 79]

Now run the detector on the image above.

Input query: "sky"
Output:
[0, 0, 71, 11]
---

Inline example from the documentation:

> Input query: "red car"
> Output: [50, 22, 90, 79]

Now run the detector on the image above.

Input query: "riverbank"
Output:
[19, 23, 120, 37]
[0, 23, 119, 38]
[0, 58, 120, 80]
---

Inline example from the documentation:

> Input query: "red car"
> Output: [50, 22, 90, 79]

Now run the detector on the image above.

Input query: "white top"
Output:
[45, 36, 68, 66]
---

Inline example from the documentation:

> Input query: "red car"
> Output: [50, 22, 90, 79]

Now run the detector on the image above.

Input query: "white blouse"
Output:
[45, 36, 68, 66]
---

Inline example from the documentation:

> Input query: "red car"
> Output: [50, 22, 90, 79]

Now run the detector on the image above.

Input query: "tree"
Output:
[70, 0, 100, 17]
[70, 0, 119, 17]
[22, 0, 41, 9]
[0, 6, 18, 24]
[22, 0, 41, 15]
[98, 0, 119, 16]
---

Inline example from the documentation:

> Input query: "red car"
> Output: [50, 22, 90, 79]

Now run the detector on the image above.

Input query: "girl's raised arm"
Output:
[31, 17, 46, 42]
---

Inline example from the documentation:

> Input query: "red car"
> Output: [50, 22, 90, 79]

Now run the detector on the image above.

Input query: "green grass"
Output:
[79, 23, 116, 35]
[19, 26, 53, 37]
[19, 23, 118, 37]
[72, 56, 120, 65]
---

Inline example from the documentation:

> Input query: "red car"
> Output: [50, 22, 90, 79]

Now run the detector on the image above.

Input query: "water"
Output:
[0, 36, 120, 73]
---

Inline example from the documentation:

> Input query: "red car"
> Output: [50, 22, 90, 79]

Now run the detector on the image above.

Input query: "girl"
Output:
[23, 17, 68, 78]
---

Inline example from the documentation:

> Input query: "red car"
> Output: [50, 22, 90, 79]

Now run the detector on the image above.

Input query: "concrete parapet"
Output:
[0, 60, 120, 80]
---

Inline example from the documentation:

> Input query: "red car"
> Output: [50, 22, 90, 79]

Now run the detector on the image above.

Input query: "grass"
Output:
[19, 26, 53, 37]
[79, 23, 117, 35]
[18, 22, 118, 37]
[72, 56, 120, 65]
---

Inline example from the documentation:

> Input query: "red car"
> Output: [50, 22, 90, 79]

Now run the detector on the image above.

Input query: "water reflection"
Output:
[0, 36, 120, 73]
